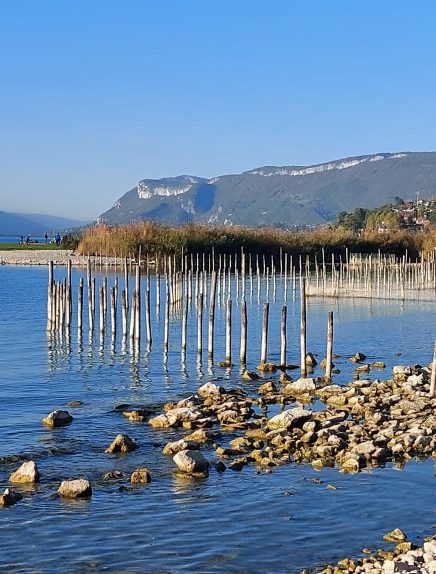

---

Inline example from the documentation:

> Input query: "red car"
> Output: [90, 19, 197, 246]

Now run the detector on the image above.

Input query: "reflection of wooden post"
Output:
[240, 300, 247, 365]
[430, 339, 436, 398]
[260, 303, 269, 365]
[225, 298, 232, 364]
[300, 277, 307, 376]
[197, 292, 203, 356]
[280, 305, 287, 366]
[129, 291, 136, 340]
[325, 311, 334, 380]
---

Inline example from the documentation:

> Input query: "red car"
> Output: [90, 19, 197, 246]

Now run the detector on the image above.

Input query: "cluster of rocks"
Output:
[147, 364, 435, 475]
[304, 530, 436, 574]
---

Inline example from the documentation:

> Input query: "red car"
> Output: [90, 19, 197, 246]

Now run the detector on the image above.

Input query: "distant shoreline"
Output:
[0, 250, 124, 266]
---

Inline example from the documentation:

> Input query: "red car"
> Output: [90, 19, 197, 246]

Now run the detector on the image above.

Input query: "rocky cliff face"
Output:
[98, 152, 436, 227]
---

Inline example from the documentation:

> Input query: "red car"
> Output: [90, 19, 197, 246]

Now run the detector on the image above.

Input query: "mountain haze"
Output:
[0, 212, 84, 236]
[98, 152, 436, 227]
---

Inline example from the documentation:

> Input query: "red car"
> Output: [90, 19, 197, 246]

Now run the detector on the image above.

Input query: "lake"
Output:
[0, 264, 434, 573]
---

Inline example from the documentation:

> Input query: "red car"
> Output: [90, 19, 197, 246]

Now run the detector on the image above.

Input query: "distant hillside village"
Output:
[334, 196, 436, 234]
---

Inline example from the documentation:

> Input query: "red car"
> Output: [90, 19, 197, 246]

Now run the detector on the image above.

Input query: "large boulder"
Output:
[42, 410, 73, 428]
[173, 449, 210, 476]
[285, 378, 316, 394]
[105, 434, 138, 454]
[267, 407, 311, 430]
[9, 461, 39, 484]
[0, 488, 22, 507]
[58, 479, 92, 498]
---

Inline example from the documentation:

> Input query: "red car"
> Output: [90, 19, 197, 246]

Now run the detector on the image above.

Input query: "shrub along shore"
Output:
[77, 222, 436, 261]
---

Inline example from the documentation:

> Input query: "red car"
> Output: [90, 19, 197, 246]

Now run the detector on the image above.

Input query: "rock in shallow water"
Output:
[42, 410, 73, 428]
[0, 488, 22, 506]
[9, 460, 39, 484]
[105, 434, 138, 454]
[58, 479, 92, 498]
[173, 449, 210, 476]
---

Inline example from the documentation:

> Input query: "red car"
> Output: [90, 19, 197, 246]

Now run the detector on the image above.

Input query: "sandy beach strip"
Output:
[0, 250, 124, 266]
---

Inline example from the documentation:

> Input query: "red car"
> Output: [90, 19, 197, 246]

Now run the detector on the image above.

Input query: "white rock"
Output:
[173, 449, 209, 475]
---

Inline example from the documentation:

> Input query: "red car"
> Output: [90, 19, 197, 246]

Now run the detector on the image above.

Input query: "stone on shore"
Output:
[0, 488, 23, 507]
[173, 449, 210, 476]
[9, 460, 39, 484]
[42, 410, 73, 428]
[105, 433, 138, 454]
[58, 479, 92, 498]
[163, 439, 200, 455]
[383, 528, 407, 543]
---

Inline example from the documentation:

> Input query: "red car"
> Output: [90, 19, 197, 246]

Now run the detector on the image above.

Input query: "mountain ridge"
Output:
[98, 151, 436, 227]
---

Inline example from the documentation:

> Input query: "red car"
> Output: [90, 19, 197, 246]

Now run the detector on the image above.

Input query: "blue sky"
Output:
[1, 0, 435, 220]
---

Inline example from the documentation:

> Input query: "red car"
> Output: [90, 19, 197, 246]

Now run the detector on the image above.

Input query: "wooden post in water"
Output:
[325, 311, 334, 381]
[225, 298, 232, 365]
[99, 286, 105, 335]
[110, 286, 116, 337]
[121, 288, 127, 339]
[77, 278, 83, 333]
[300, 277, 307, 376]
[240, 299, 247, 366]
[197, 292, 204, 357]
[164, 291, 170, 353]
[135, 265, 141, 342]
[260, 302, 269, 365]
[280, 305, 287, 366]
[430, 339, 436, 398]
[208, 271, 217, 360]
[47, 261, 54, 330]
[181, 297, 188, 353]
[145, 287, 152, 348]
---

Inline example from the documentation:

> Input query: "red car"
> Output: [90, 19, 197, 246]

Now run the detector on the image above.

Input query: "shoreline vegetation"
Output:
[76, 222, 436, 261]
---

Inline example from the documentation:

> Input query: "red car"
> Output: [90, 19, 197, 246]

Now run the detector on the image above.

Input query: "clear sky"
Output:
[1, 0, 435, 220]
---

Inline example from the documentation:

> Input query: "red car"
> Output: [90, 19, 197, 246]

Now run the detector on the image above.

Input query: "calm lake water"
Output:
[0, 265, 434, 573]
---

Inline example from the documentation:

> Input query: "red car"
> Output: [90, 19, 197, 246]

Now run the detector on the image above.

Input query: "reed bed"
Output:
[77, 222, 436, 261]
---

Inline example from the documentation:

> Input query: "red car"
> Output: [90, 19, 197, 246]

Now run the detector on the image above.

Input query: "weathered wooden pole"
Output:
[240, 299, 247, 365]
[260, 302, 269, 365]
[47, 261, 54, 330]
[164, 291, 170, 353]
[225, 298, 232, 365]
[121, 288, 128, 339]
[110, 286, 116, 337]
[181, 297, 188, 353]
[99, 286, 105, 335]
[135, 265, 140, 342]
[300, 276, 307, 376]
[145, 288, 152, 348]
[208, 271, 217, 360]
[325, 311, 334, 381]
[77, 277, 83, 333]
[197, 292, 204, 356]
[280, 304, 287, 367]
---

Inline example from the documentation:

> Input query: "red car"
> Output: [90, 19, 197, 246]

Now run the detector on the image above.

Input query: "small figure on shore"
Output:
[44, 233, 48, 244]
[25, 235, 31, 245]
[19, 236, 24, 244]
[55, 233, 61, 246]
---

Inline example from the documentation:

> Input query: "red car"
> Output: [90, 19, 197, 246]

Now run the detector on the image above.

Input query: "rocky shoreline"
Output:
[304, 530, 436, 574]
[2, 362, 435, 571]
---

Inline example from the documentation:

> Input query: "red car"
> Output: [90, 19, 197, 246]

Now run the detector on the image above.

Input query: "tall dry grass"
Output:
[77, 222, 434, 261]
